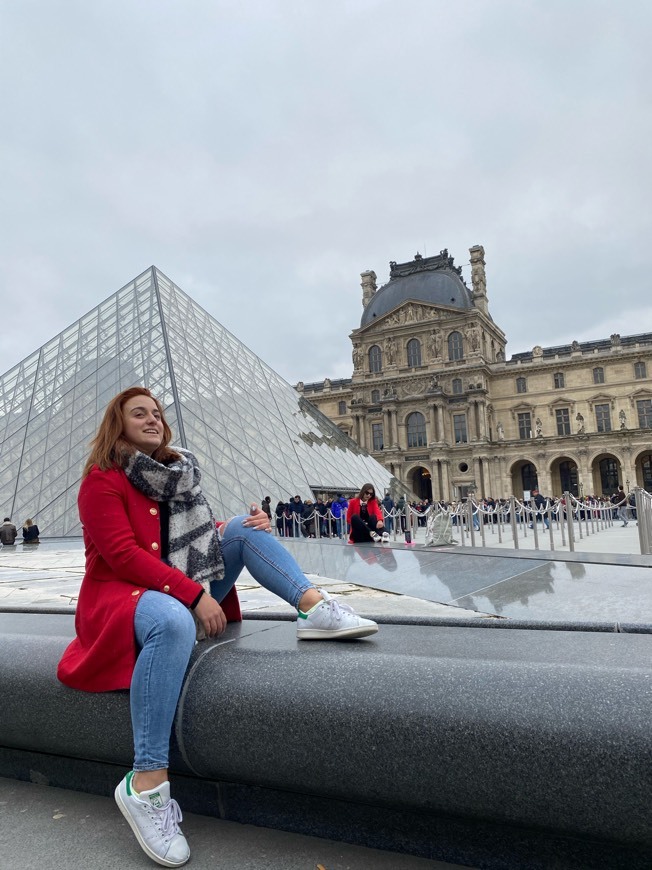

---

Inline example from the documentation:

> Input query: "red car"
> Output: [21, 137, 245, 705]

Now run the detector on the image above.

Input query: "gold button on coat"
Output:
[150, 508, 158, 516]
[151, 542, 159, 550]
[132, 590, 140, 596]
[163, 585, 170, 593]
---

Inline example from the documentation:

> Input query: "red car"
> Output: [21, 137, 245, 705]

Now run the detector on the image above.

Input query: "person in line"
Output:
[57, 387, 377, 868]
[528, 488, 550, 530]
[330, 494, 345, 539]
[0, 517, 18, 546]
[260, 495, 272, 521]
[614, 485, 629, 526]
[289, 494, 304, 536]
[346, 483, 388, 543]
[274, 499, 287, 536]
[301, 498, 315, 537]
[381, 491, 394, 535]
[396, 494, 407, 532]
[315, 498, 329, 537]
[22, 518, 40, 543]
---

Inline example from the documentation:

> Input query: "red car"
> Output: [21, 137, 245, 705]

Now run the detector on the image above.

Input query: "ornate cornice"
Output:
[388, 249, 465, 282]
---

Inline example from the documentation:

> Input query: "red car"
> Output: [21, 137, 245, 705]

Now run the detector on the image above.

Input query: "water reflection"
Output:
[280, 539, 650, 624]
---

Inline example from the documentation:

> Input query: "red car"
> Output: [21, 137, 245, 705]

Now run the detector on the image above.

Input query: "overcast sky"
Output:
[2, 0, 651, 387]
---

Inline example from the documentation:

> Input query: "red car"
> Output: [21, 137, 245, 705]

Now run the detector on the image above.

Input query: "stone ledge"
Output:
[0, 616, 650, 869]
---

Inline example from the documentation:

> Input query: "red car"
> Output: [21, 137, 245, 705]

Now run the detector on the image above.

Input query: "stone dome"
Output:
[361, 251, 473, 328]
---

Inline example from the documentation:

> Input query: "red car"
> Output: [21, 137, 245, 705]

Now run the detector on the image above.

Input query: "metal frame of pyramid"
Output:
[0, 267, 395, 536]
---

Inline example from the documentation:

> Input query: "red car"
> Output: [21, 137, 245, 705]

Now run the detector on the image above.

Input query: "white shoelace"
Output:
[149, 798, 183, 840]
[322, 596, 356, 622]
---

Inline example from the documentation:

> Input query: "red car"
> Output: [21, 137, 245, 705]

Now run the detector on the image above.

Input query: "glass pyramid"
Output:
[0, 267, 394, 536]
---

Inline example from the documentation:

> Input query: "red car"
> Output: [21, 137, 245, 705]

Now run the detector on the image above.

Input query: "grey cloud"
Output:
[1, 0, 651, 387]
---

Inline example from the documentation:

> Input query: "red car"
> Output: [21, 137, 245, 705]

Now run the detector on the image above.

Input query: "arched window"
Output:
[338, 400, 346, 415]
[406, 338, 422, 367]
[407, 411, 427, 447]
[521, 463, 538, 493]
[370, 389, 380, 404]
[559, 461, 578, 496]
[452, 378, 463, 395]
[599, 458, 619, 494]
[641, 453, 652, 493]
[448, 331, 464, 361]
[368, 345, 382, 373]
[516, 376, 527, 394]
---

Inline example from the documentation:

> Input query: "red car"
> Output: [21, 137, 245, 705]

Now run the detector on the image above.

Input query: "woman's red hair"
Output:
[82, 387, 180, 478]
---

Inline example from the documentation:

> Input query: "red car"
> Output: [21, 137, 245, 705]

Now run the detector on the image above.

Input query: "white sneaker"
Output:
[381, 531, 390, 542]
[370, 531, 382, 542]
[115, 772, 190, 867]
[297, 589, 378, 640]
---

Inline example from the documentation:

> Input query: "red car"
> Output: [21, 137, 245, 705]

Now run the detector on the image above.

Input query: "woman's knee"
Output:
[138, 592, 195, 646]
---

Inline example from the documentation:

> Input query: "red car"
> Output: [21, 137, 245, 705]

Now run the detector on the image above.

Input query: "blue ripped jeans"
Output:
[131, 517, 314, 771]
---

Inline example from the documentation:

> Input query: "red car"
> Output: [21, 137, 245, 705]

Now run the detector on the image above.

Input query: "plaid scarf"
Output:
[123, 448, 225, 596]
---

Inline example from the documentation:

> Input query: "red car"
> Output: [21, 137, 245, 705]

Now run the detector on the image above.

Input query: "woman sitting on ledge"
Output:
[22, 518, 40, 543]
[57, 386, 377, 868]
[347, 483, 388, 543]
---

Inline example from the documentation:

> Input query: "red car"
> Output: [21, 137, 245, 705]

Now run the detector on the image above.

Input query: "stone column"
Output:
[499, 455, 509, 498]
[467, 404, 477, 442]
[472, 456, 482, 496]
[383, 410, 391, 449]
[487, 455, 499, 497]
[477, 401, 488, 440]
[440, 459, 451, 501]
[387, 409, 395, 448]
[621, 445, 635, 490]
[355, 414, 367, 450]
[576, 447, 591, 496]
[436, 404, 445, 443]
[428, 405, 437, 444]
[536, 452, 551, 495]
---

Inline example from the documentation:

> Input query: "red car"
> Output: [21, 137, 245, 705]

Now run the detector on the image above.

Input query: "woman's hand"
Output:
[376, 520, 384, 530]
[194, 594, 227, 637]
[241, 504, 271, 532]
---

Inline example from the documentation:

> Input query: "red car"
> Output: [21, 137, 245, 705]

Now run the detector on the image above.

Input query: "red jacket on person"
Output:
[346, 497, 383, 542]
[57, 465, 241, 693]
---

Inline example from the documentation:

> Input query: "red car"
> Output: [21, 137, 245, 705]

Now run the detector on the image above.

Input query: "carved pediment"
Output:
[510, 402, 534, 420]
[547, 396, 576, 414]
[630, 387, 652, 405]
[369, 374, 433, 400]
[588, 393, 616, 411]
[356, 300, 457, 335]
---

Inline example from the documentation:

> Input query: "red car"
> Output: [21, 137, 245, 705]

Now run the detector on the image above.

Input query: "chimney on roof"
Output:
[360, 270, 377, 308]
[469, 245, 488, 315]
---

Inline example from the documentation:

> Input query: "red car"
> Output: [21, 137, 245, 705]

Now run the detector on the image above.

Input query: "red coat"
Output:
[57, 466, 241, 692]
[346, 497, 383, 542]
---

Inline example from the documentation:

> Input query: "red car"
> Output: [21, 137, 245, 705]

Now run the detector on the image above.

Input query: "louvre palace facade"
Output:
[298, 246, 652, 501]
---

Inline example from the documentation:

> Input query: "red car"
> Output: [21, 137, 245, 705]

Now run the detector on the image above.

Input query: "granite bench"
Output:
[0, 612, 650, 869]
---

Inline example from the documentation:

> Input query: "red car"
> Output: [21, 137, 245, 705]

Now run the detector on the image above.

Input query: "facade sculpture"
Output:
[385, 336, 396, 365]
[427, 328, 441, 359]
